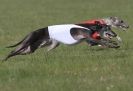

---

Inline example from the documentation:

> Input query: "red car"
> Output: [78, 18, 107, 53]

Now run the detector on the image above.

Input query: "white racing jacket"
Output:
[48, 24, 89, 44]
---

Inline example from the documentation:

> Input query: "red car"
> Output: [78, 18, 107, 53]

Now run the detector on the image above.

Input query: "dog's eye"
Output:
[120, 20, 124, 23]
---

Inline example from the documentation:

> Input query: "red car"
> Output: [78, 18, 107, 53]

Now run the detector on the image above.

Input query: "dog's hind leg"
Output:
[4, 32, 35, 61]
[4, 40, 48, 61]
[18, 46, 31, 54]
[3, 45, 29, 61]
[39, 40, 50, 48]
[47, 39, 59, 52]
[3, 32, 36, 61]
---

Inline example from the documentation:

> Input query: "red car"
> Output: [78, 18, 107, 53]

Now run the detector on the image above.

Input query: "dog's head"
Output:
[104, 17, 129, 31]
[99, 25, 117, 39]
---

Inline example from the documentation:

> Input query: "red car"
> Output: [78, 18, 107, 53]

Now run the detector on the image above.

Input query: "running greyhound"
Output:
[3, 23, 119, 61]
[81, 17, 129, 31]
[80, 17, 129, 45]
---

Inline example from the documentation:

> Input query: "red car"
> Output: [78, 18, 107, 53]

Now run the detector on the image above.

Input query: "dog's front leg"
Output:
[47, 39, 59, 52]
[116, 35, 122, 43]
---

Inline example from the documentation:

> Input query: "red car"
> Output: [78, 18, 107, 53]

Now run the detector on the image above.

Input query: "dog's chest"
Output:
[48, 24, 86, 44]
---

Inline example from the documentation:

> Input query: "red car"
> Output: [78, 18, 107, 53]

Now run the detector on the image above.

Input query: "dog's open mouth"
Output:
[119, 25, 129, 31]
[105, 33, 113, 39]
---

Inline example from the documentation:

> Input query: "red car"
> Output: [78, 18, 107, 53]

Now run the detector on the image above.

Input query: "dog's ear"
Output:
[110, 16, 117, 22]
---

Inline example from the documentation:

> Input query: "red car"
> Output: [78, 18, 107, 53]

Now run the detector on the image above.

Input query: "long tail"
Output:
[6, 35, 28, 48]
[3, 44, 29, 61]
[3, 33, 34, 61]
[3, 28, 49, 61]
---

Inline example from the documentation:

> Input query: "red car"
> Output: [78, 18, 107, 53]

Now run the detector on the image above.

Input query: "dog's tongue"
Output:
[105, 33, 112, 39]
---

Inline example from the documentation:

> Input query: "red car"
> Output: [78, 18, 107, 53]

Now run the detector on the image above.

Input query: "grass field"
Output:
[0, 0, 133, 91]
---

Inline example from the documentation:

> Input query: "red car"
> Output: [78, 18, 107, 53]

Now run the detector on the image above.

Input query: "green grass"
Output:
[0, 0, 133, 91]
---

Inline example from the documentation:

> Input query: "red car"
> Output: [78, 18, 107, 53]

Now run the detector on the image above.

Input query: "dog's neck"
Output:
[102, 18, 116, 28]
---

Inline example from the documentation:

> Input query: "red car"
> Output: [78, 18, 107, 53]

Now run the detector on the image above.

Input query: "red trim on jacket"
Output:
[81, 19, 105, 25]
